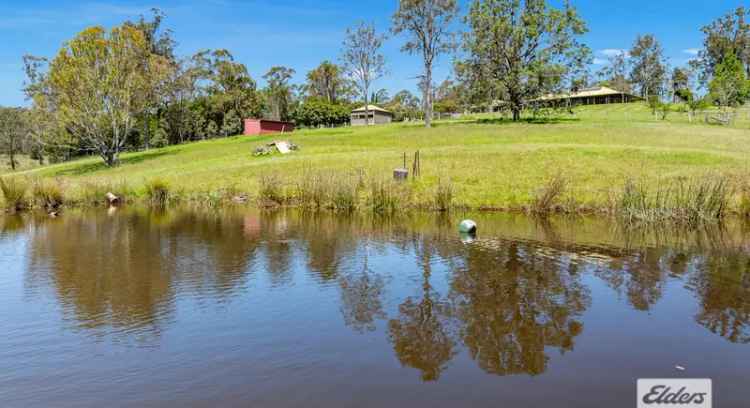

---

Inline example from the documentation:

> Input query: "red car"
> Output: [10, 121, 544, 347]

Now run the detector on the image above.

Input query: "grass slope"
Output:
[10, 103, 750, 209]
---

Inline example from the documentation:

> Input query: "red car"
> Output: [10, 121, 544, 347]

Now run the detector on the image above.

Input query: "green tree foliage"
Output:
[671, 67, 691, 102]
[305, 61, 352, 103]
[42, 25, 164, 166]
[392, 0, 459, 128]
[0, 107, 29, 170]
[597, 50, 631, 94]
[709, 52, 750, 109]
[629, 34, 667, 100]
[386, 90, 422, 121]
[341, 22, 387, 125]
[461, 0, 591, 121]
[696, 7, 749, 83]
[263, 66, 296, 121]
[292, 100, 350, 128]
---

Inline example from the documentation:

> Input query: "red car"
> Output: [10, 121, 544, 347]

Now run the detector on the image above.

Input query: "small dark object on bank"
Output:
[393, 168, 408, 181]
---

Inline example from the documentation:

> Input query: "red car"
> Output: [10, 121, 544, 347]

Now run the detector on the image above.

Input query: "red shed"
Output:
[243, 119, 295, 136]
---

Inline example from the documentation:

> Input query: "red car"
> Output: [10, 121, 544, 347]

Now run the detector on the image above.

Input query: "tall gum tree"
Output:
[461, 0, 590, 121]
[392, 0, 459, 128]
[342, 22, 387, 125]
[36, 25, 165, 166]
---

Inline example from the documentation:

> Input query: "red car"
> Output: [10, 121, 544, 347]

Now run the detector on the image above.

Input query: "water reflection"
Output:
[8, 209, 750, 380]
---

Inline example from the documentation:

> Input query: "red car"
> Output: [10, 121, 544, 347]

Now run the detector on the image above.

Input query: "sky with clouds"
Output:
[0, 0, 745, 106]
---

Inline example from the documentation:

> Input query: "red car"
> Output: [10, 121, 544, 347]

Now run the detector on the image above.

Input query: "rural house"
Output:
[350, 105, 393, 126]
[532, 86, 642, 106]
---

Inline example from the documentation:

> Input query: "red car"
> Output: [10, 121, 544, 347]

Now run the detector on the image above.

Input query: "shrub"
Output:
[0, 177, 29, 211]
[531, 175, 566, 214]
[32, 180, 64, 209]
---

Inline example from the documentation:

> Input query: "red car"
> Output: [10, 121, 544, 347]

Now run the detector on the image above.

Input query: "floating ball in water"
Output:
[459, 220, 477, 234]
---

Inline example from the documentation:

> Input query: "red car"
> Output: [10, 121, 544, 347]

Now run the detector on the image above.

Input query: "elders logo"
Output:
[637, 379, 712, 408]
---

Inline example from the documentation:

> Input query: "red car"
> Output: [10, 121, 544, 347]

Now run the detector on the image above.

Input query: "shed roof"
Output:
[352, 105, 392, 114]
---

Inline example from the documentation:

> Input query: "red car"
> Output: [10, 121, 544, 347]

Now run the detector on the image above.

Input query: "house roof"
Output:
[535, 86, 637, 101]
[352, 105, 392, 114]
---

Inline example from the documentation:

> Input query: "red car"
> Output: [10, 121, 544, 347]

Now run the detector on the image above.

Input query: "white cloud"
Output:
[682, 48, 700, 56]
[599, 48, 628, 57]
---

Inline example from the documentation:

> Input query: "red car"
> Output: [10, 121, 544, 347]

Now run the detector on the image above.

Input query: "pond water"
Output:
[0, 209, 748, 407]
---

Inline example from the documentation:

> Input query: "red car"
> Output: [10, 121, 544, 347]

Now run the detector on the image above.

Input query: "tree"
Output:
[629, 34, 667, 100]
[341, 22, 387, 125]
[392, 0, 459, 128]
[696, 7, 749, 83]
[386, 90, 422, 121]
[597, 50, 631, 96]
[0, 107, 28, 170]
[305, 61, 351, 103]
[709, 52, 750, 110]
[263, 66, 296, 121]
[26, 25, 165, 166]
[671, 67, 691, 102]
[461, 0, 591, 121]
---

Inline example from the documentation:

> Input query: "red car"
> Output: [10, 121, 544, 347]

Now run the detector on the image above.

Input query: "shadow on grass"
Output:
[474, 116, 581, 125]
[53, 150, 175, 176]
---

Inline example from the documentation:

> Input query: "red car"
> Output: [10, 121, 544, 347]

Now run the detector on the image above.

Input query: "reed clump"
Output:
[433, 178, 453, 212]
[369, 178, 411, 214]
[531, 175, 566, 214]
[259, 173, 286, 205]
[617, 176, 730, 226]
[0, 177, 30, 211]
[144, 178, 171, 207]
[32, 179, 64, 209]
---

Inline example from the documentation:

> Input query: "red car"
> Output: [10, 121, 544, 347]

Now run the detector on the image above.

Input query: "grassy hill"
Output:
[6, 102, 750, 212]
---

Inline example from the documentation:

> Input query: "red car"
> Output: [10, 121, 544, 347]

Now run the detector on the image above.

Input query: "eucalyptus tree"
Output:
[461, 0, 590, 121]
[697, 6, 749, 82]
[341, 22, 387, 125]
[305, 61, 351, 103]
[263, 66, 296, 121]
[26, 24, 167, 166]
[392, 0, 459, 127]
[629, 34, 667, 100]
[0, 107, 28, 170]
[597, 50, 631, 95]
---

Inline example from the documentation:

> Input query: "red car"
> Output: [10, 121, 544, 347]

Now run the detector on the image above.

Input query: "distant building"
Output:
[350, 105, 393, 126]
[243, 119, 295, 136]
[533, 86, 642, 106]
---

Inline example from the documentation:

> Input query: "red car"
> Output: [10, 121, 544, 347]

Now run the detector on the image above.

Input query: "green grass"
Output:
[10, 103, 750, 212]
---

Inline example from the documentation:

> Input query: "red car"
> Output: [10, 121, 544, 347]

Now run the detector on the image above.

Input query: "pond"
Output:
[1, 209, 748, 407]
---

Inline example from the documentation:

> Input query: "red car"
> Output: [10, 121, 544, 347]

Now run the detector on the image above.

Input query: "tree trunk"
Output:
[424, 63, 433, 129]
[9, 149, 16, 171]
[512, 108, 520, 121]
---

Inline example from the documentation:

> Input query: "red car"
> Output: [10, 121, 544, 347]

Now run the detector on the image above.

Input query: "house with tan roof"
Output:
[533, 86, 642, 106]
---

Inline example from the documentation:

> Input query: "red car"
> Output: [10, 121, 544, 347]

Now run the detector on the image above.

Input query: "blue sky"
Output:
[0, 0, 745, 106]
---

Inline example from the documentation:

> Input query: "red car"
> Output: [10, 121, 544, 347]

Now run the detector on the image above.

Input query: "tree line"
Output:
[1, 2, 749, 168]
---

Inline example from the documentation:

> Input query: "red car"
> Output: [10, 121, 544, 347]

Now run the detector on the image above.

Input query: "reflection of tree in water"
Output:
[25, 210, 259, 341]
[595, 248, 666, 311]
[339, 252, 386, 333]
[691, 253, 750, 343]
[388, 236, 455, 381]
[450, 240, 590, 376]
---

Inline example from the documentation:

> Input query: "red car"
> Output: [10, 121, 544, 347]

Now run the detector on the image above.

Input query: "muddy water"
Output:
[0, 209, 748, 407]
